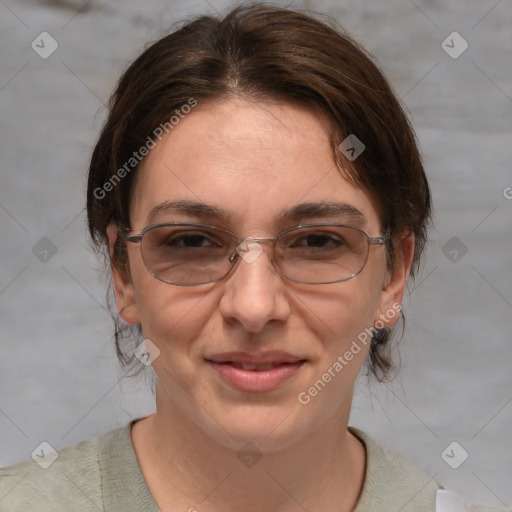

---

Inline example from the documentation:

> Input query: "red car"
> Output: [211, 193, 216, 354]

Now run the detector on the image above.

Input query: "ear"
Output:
[374, 232, 415, 328]
[106, 223, 140, 325]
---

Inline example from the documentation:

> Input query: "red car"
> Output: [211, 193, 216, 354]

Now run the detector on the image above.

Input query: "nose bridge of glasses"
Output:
[230, 236, 276, 265]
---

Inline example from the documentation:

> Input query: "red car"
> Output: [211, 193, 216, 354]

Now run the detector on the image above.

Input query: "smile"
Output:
[205, 354, 307, 393]
[229, 362, 285, 371]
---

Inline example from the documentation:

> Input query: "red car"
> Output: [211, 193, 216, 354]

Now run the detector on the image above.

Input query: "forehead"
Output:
[131, 98, 381, 232]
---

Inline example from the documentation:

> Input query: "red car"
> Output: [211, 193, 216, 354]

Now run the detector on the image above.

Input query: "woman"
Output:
[0, 4, 505, 511]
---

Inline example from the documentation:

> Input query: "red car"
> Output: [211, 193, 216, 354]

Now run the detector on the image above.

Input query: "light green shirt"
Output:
[0, 420, 506, 511]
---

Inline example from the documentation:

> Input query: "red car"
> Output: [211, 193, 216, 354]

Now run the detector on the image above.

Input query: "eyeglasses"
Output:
[122, 222, 389, 286]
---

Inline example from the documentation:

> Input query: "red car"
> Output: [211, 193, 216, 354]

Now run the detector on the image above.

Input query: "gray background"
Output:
[1, 0, 511, 508]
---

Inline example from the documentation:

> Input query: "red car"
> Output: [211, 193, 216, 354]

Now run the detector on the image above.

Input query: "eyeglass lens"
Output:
[138, 224, 371, 285]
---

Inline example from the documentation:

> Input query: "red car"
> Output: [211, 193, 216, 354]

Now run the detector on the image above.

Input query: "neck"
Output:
[131, 386, 366, 512]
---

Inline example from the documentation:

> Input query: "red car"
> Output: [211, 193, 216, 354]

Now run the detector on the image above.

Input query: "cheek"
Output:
[295, 286, 379, 409]
[299, 275, 384, 390]
[126, 249, 208, 346]
[135, 282, 209, 345]
[324, 299, 374, 370]
[291, 289, 378, 431]
[302, 278, 382, 343]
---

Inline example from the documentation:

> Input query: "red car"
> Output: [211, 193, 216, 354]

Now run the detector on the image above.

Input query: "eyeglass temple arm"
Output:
[123, 234, 142, 243]
[368, 231, 391, 245]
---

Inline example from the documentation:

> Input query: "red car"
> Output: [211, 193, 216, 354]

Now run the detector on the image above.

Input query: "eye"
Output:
[164, 231, 223, 248]
[277, 227, 359, 262]
[291, 232, 345, 249]
[166, 233, 217, 248]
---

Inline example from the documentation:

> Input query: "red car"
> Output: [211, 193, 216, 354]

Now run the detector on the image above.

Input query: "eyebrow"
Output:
[147, 199, 230, 224]
[146, 199, 367, 227]
[280, 201, 367, 227]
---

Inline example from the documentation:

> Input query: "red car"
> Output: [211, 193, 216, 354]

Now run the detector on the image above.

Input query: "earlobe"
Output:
[375, 233, 415, 328]
[106, 223, 140, 325]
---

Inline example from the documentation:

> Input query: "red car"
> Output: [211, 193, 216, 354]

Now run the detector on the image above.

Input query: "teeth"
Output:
[232, 362, 281, 371]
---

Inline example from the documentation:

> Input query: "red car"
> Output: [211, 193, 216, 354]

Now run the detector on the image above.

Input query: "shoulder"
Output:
[436, 489, 509, 512]
[350, 427, 510, 512]
[350, 426, 439, 511]
[468, 508, 511, 512]
[0, 424, 127, 511]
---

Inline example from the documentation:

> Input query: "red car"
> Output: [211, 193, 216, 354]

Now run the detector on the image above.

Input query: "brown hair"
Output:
[87, 3, 431, 382]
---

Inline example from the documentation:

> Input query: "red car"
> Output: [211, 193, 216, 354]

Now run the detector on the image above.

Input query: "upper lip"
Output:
[205, 351, 306, 365]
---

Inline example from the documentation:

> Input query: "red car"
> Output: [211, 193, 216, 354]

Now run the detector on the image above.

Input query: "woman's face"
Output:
[112, 97, 410, 451]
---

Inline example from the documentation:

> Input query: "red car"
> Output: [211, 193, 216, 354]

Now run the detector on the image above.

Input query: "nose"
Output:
[218, 240, 291, 333]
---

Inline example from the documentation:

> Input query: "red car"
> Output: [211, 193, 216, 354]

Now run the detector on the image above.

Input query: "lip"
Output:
[205, 351, 307, 393]
[206, 350, 305, 365]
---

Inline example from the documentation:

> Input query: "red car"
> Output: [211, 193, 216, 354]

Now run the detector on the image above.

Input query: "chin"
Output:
[197, 402, 311, 453]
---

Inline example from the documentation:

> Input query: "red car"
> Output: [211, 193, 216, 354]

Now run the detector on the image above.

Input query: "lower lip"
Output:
[206, 361, 306, 392]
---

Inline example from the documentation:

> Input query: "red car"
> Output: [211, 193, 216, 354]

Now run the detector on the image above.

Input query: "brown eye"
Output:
[165, 233, 218, 248]
[292, 233, 344, 248]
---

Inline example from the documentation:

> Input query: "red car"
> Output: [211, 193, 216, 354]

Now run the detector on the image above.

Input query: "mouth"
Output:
[225, 361, 297, 371]
[205, 351, 307, 392]
[206, 350, 306, 366]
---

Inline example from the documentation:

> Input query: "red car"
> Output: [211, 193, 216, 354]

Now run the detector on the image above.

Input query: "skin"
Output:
[108, 97, 414, 512]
